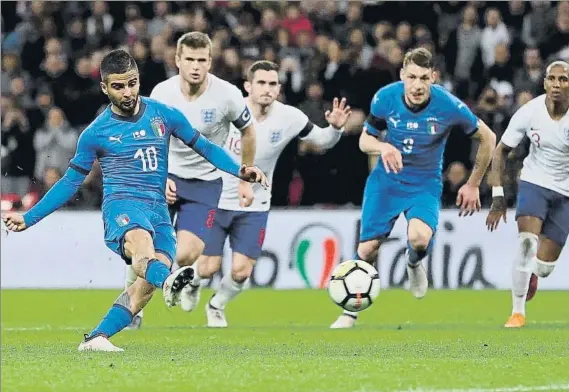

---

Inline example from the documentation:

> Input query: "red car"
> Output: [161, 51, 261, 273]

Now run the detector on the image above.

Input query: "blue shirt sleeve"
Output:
[163, 103, 241, 177]
[364, 88, 390, 137]
[23, 168, 86, 227]
[449, 96, 479, 136]
[23, 131, 96, 227]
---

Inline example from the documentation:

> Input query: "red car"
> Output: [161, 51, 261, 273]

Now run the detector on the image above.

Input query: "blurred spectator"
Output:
[442, 162, 468, 207]
[33, 107, 78, 180]
[486, 43, 514, 84]
[513, 47, 544, 96]
[522, 0, 556, 47]
[481, 8, 511, 68]
[540, 1, 569, 60]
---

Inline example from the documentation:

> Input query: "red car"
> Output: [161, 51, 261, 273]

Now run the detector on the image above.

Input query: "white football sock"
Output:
[534, 258, 556, 278]
[511, 232, 538, 316]
[209, 274, 247, 310]
[190, 260, 202, 287]
[125, 265, 143, 318]
[125, 265, 137, 288]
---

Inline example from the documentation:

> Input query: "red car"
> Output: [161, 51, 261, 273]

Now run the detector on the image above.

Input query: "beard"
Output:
[111, 95, 138, 116]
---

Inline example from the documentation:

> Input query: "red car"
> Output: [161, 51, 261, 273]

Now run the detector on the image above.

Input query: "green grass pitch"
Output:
[2, 289, 569, 392]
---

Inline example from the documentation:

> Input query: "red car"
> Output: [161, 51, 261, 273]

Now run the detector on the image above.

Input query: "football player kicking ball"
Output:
[192, 60, 351, 327]
[2, 50, 267, 350]
[331, 47, 497, 329]
[123, 32, 257, 328]
[486, 61, 569, 328]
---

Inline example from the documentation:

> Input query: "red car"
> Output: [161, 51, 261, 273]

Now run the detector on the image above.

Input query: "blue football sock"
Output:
[87, 304, 133, 339]
[407, 243, 428, 267]
[145, 259, 170, 288]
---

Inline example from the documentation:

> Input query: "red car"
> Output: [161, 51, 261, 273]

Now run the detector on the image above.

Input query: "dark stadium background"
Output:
[2, 0, 568, 211]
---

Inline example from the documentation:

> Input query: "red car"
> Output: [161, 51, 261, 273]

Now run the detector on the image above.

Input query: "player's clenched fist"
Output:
[2, 213, 27, 232]
[239, 165, 270, 189]
[378, 143, 403, 174]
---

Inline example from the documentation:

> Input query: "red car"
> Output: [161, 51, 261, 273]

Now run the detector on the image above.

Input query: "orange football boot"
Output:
[504, 313, 526, 328]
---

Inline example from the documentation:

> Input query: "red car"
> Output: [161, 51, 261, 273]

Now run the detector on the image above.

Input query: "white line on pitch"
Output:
[396, 384, 569, 392]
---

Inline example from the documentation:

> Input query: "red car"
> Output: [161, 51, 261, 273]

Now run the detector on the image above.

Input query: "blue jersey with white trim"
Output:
[365, 82, 478, 187]
[23, 96, 242, 227]
[71, 97, 202, 206]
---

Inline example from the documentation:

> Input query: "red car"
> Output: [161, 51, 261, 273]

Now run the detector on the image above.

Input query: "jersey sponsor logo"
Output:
[201, 109, 216, 125]
[407, 121, 419, 130]
[115, 214, 130, 227]
[150, 118, 166, 138]
[133, 130, 147, 139]
[269, 129, 283, 145]
[109, 135, 122, 143]
[289, 224, 342, 289]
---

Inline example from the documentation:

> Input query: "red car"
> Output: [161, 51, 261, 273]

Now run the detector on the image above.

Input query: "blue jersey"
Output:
[24, 97, 242, 227]
[364, 82, 478, 187]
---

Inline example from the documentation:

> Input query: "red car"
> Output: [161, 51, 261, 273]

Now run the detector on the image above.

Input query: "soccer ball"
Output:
[327, 260, 380, 312]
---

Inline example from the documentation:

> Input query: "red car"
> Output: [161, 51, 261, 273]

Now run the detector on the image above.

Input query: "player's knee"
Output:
[535, 259, 556, 278]
[198, 256, 221, 279]
[124, 229, 154, 258]
[231, 255, 255, 283]
[176, 247, 202, 267]
[357, 240, 380, 262]
[408, 230, 431, 251]
[518, 232, 538, 259]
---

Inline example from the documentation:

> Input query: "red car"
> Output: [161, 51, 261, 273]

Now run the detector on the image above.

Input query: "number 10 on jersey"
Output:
[134, 147, 158, 171]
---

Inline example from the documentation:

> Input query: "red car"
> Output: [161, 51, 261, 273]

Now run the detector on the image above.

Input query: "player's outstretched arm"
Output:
[2, 168, 88, 232]
[2, 129, 96, 231]
[300, 97, 351, 149]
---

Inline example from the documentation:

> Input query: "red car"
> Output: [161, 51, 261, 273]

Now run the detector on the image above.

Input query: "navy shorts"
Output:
[516, 181, 569, 248]
[103, 199, 176, 265]
[168, 174, 223, 243]
[360, 170, 441, 242]
[202, 210, 269, 259]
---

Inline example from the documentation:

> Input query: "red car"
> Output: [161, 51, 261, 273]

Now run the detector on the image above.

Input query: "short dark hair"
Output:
[403, 47, 434, 69]
[100, 49, 138, 82]
[247, 60, 279, 81]
[176, 31, 212, 56]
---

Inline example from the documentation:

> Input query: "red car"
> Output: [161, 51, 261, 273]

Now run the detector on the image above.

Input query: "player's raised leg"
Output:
[527, 191, 569, 301]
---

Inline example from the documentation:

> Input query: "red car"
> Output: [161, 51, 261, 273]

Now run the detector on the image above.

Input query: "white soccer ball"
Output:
[328, 260, 380, 312]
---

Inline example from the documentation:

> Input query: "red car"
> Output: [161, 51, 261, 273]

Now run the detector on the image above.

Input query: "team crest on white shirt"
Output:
[201, 109, 216, 125]
[268, 129, 283, 145]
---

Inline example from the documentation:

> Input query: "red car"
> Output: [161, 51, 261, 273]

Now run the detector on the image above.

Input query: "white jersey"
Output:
[501, 94, 569, 197]
[218, 99, 343, 211]
[150, 74, 252, 181]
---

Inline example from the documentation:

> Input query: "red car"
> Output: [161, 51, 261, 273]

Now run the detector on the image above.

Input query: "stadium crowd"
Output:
[2, 1, 569, 211]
